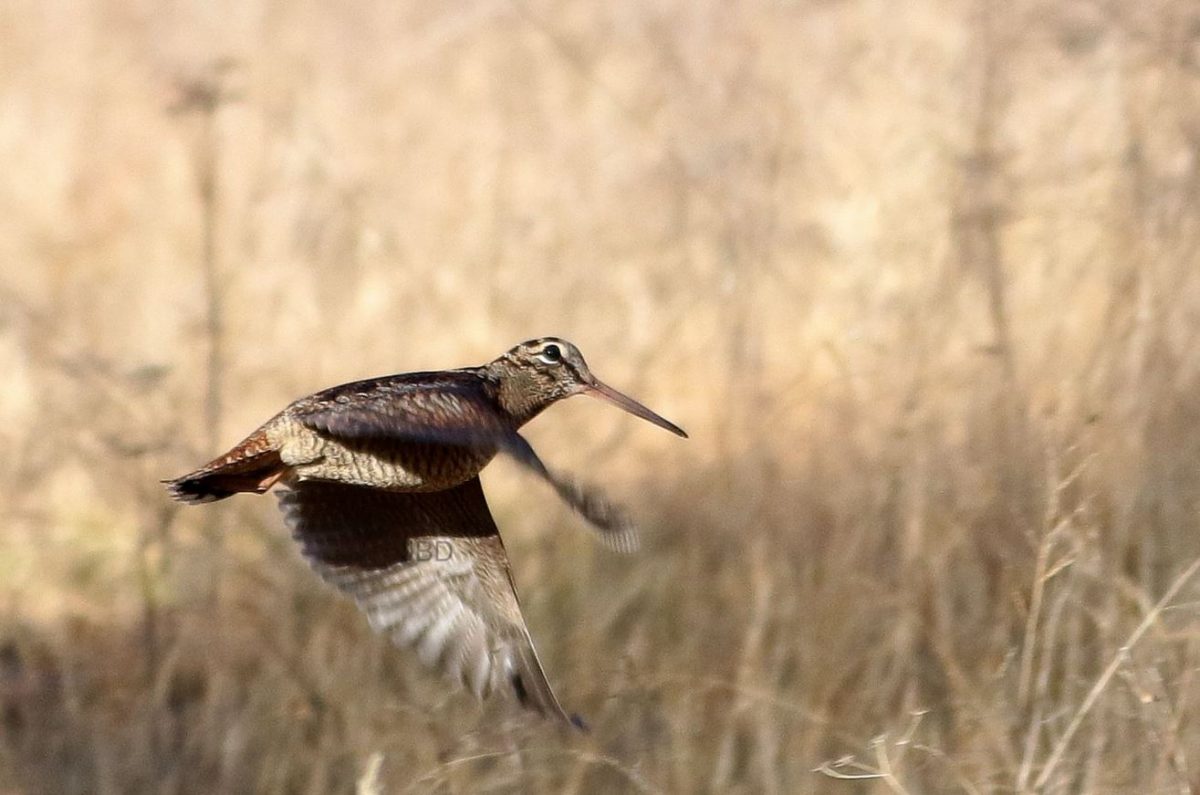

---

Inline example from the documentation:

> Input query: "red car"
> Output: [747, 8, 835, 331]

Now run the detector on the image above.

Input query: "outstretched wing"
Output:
[295, 379, 640, 553]
[277, 476, 584, 728]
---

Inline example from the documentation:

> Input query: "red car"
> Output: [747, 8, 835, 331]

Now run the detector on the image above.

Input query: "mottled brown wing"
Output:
[298, 390, 640, 553]
[276, 476, 583, 728]
[295, 380, 510, 450]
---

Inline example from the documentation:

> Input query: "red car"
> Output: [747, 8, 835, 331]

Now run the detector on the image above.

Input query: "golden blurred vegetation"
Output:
[3, 0, 1200, 792]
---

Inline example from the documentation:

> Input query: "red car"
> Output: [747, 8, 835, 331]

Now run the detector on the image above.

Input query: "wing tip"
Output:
[599, 523, 641, 554]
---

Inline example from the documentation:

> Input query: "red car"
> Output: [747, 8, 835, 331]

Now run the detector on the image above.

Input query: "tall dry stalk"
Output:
[170, 60, 239, 606]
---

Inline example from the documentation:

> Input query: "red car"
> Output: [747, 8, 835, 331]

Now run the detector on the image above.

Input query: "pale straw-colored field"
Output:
[2, 1, 1199, 792]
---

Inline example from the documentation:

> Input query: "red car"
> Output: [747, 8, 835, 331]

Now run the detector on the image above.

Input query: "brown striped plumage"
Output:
[164, 338, 686, 728]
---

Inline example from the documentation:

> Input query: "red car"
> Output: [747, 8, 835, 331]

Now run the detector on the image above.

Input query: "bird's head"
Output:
[492, 337, 687, 437]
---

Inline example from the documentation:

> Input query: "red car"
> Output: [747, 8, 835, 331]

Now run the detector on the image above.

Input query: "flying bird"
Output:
[164, 338, 687, 728]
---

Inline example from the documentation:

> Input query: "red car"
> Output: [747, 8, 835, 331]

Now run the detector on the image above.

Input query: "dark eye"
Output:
[540, 344, 562, 362]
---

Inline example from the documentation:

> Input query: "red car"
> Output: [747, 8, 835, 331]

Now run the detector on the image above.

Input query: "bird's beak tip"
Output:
[584, 380, 688, 440]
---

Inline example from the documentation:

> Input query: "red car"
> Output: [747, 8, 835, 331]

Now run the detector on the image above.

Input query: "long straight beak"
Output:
[584, 379, 688, 438]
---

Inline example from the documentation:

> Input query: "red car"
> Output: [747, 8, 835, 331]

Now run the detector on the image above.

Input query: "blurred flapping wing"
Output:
[276, 476, 580, 727]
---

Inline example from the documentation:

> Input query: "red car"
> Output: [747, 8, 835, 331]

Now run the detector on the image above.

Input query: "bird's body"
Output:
[165, 338, 686, 728]
[195, 371, 508, 498]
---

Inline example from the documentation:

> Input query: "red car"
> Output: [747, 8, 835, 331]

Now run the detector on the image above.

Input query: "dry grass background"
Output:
[2, 0, 1200, 792]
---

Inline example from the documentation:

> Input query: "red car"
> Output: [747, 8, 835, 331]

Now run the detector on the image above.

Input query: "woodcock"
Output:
[165, 338, 686, 728]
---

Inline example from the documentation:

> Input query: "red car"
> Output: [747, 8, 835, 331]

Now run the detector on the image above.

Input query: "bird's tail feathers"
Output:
[164, 430, 285, 504]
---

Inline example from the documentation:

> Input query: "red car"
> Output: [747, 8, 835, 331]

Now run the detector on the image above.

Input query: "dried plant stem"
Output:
[173, 63, 236, 605]
[402, 748, 661, 795]
[1033, 556, 1200, 791]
